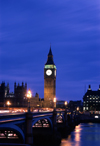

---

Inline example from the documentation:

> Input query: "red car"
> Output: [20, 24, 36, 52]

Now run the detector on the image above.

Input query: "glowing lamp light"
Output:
[27, 89, 32, 112]
[7, 101, 11, 106]
[27, 89, 32, 99]
[53, 97, 56, 103]
[77, 107, 79, 111]
[53, 97, 56, 109]
[65, 101, 67, 106]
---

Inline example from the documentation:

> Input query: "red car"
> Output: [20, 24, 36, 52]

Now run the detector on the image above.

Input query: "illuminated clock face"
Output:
[46, 69, 52, 76]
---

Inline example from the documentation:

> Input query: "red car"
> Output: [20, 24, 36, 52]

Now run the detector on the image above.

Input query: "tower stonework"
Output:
[44, 47, 57, 107]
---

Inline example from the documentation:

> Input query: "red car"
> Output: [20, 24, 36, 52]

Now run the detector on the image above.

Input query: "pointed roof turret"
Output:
[48, 46, 53, 56]
[45, 46, 55, 65]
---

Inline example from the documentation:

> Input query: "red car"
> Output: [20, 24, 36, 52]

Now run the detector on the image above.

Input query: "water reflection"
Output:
[60, 123, 100, 146]
[74, 125, 82, 142]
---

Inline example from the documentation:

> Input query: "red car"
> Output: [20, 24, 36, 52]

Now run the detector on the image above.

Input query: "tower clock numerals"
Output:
[46, 69, 52, 76]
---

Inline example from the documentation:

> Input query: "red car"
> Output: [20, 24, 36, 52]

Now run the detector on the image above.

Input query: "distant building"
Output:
[14, 82, 27, 107]
[83, 85, 100, 111]
[56, 100, 65, 108]
[0, 82, 27, 107]
[0, 82, 9, 107]
[68, 100, 83, 111]
[5, 92, 15, 107]
[30, 93, 41, 108]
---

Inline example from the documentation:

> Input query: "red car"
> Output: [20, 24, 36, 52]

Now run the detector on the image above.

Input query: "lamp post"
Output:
[64, 101, 67, 109]
[27, 89, 32, 112]
[6, 101, 11, 110]
[53, 97, 56, 109]
[76, 107, 79, 115]
[77, 107, 79, 111]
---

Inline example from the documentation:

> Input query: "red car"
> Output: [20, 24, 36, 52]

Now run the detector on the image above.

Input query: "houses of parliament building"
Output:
[0, 47, 57, 108]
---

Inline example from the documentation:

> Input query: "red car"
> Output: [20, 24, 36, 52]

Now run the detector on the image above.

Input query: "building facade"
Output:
[0, 82, 27, 107]
[0, 82, 9, 107]
[44, 47, 57, 107]
[14, 82, 27, 107]
[30, 93, 41, 108]
[68, 100, 83, 111]
[56, 100, 65, 108]
[83, 85, 100, 111]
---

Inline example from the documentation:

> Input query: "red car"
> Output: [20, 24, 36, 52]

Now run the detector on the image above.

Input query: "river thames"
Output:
[60, 123, 100, 146]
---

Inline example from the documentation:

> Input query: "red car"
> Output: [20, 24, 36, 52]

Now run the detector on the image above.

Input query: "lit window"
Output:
[83, 107, 85, 110]
[86, 107, 88, 110]
[87, 95, 89, 97]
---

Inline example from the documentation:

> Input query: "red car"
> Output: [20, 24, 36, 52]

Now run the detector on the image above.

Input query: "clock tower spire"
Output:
[44, 46, 57, 107]
[45, 47, 55, 65]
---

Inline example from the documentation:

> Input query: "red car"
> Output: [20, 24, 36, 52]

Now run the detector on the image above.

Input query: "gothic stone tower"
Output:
[44, 47, 57, 107]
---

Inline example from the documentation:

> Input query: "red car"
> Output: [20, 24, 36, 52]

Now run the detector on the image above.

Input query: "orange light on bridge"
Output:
[65, 101, 67, 106]
[6, 101, 11, 110]
[6, 101, 11, 106]
[64, 101, 68, 109]
[77, 107, 79, 111]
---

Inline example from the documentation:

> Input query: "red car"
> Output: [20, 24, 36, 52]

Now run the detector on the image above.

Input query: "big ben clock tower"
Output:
[44, 47, 57, 107]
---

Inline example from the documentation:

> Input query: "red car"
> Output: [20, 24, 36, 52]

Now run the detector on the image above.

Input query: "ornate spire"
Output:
[45, 46, 55, 65]
[48, 45, 53, 56]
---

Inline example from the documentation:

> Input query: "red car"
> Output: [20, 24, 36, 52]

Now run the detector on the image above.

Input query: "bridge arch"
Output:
[0, 124, 25, 143]
[56, 115, 64, 123]
[32, 117, 53, 129]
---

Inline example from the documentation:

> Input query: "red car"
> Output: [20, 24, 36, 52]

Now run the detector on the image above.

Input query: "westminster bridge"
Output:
[0, 109, 80, 146]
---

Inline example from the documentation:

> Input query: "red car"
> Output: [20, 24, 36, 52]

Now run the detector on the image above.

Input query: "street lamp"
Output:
[6, 101, 11, 110]
[64, 101, 67, 108]
[77, 107, 79, 111]
[27, 89, 32, 112]
[53, 97, 56, 109]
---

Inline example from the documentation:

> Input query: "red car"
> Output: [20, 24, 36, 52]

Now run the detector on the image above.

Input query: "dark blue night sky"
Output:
[0, 0, 100, 102]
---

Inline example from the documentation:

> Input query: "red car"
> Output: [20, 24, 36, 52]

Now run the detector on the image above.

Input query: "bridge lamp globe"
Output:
[6, 101, 11, 109]
[77, 107, 79, 111]
[27, 89, 32, 112]
[65, 101, 67, 106]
